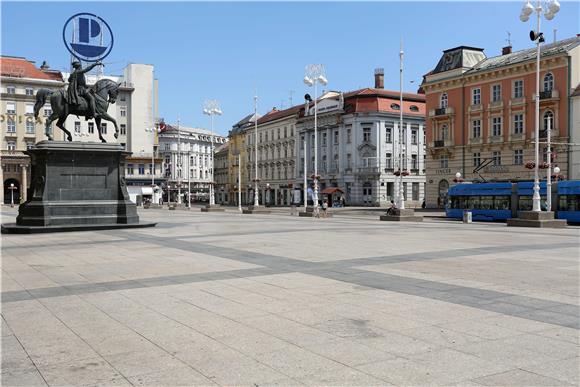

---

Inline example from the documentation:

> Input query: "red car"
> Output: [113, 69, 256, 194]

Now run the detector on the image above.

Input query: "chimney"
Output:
[502, 46, 512, 55]
[374, 68, 384, 89]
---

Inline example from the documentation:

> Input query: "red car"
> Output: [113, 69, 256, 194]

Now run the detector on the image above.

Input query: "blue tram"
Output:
[446, 180, 580, 223]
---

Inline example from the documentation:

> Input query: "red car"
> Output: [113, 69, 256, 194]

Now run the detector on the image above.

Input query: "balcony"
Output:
[356, 166, 380, 175]
[429, 106, 454, 117]
[534, 89, 559, 101]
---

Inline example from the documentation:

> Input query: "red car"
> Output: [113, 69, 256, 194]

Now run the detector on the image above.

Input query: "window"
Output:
[6, 102, 16, 114]
[138, 164, 145, 175]
[385, 153, 393, 169]
[385, 123, 393, 143]
[440, 124, 449, 140]
[543, 73, 553, 92]
[74, 121, 81, 133]
[363, 127, 371, 142]
[332, 154, 338, 170]
[259, 133, 262, 143]
[25, 104, 34, 115]
[440, 155, 449, 168]
[322, 132, 327, 146]
[284, 127, 287, 138]
[7, 117, 15, 133]
[120, 108, 126, 117]
[473, 152, 481, 167]
[543, 111, 554, 131]
[492, 151, 501, 166]
[333, 130, 339, 145]
[492, 84, 502, 102]
[513, 113, 524, 134]
[472, 120, 481, 138]
[88, 122, 94, 134]
[440, 93, 448, 108]
[7, 141, 16, 150]
[346, 153, 352, 169]
[472, 88, 481, 105]
[101, 123, 107, 134]
[127, 164, 134, 175]
[411, 154, 418, 170]
[25, 88, 34, 96]
[492, 117, 502, 136]
[390, 103, 400, 110]
[513, 80, 523, 98]
[6, 86, 15, 94]
[514, 149, 524, 165]
[322, 155, 327, 171]
[412, 182, 419, 201]
[44, 106, 52, 117]
[410, 105, 419, 112]
[346, 126, 352, 143]
[120, 124, 126, 135]
[26, 120, 34, 134]
[26, 142, 34, 150]
[120, 93, 126, 101]
[411, 129, 418, 144]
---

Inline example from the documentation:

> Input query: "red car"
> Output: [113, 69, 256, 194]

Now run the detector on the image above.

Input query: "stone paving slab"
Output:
[1, 207, 579, 386]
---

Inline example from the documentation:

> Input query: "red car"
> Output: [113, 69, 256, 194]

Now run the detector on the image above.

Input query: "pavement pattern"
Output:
[1, 207, 579, 386]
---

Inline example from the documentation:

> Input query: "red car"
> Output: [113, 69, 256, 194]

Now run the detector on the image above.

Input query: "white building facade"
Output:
[159, 125, 226, 203]
[296, 86, 427, 207]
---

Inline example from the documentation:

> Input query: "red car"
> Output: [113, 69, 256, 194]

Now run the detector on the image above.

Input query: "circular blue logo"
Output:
[63, 13, 114, 62]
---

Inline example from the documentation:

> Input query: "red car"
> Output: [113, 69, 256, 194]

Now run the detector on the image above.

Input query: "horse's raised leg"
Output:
[95, 117, 106, 143]
[100, 112, 118, 139]
[44, 113, 58, 141]
[56, 117, 72, 142]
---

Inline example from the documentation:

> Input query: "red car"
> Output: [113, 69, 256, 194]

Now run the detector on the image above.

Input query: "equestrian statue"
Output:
[34, 60, 121, 143]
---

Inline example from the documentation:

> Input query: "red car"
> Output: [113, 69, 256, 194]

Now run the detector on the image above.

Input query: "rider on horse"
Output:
[67, 60, 104, 120]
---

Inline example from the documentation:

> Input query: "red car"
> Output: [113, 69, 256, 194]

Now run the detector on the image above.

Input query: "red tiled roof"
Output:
[0, 56, 63, 81]
[257, 105, 303, 125]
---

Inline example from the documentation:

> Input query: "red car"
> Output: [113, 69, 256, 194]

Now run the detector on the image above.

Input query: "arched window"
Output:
[410, 105, 419, 112]
[390, 103, 400, 110]
[440, 93, 448, 109]
[543, 110, 554, 131]
[543, 73, 554, 92]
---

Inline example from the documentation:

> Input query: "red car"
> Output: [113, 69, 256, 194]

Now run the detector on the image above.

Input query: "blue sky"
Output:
[2, 1, 578, 136]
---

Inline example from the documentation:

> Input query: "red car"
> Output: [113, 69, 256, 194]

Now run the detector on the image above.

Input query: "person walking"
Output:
[322, 200, 328, 218]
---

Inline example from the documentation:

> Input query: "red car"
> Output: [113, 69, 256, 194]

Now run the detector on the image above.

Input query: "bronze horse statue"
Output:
[34, 79, 121, 143]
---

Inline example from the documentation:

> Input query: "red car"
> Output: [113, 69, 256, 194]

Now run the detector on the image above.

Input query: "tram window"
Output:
[480, 196, 494, 210]
[519, 196, 547, 211]
[451, 196, 467, 209]
[468, 196, 480, 209]
[559, 195, 580, 211]
[495, 196, 510, 210]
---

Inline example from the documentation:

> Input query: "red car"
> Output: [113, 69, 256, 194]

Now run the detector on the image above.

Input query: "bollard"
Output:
[463, 210, 472, 224]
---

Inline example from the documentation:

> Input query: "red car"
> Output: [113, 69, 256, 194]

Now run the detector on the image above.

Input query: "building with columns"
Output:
[422, 36, 580, 208]
[158, 124, 226, 204]
[0, 56, 64, 204]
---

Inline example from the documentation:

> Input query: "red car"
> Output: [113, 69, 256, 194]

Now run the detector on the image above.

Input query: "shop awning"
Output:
[321, 187, 344, 195]
[141, 186, 154, 196]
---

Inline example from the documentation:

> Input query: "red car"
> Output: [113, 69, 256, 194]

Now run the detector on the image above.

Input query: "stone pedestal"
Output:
[380, 208, 423, 222]
[243, 205, 271, 214]
[298, 206, 333, 218]
[201, 204, 225, 212]
[507, 211, 567, 228]
[1, 141, 155, 233]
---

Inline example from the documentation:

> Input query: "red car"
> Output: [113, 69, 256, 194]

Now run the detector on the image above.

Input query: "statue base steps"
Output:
[380, 208, 423, 222]
[243, 205, 271, 214]
[507, 211, 567, 228]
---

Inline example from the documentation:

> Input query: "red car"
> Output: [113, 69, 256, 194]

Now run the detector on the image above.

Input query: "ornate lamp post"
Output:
[252, 95, 261, 207]
[303, 64, 328, 216]
[203, 100, 222, 207]
[9, 183, 16, 207]
[520, 0, 560, 212]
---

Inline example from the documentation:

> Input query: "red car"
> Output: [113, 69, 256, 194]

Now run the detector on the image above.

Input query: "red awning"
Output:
[321, 187, 344, 195]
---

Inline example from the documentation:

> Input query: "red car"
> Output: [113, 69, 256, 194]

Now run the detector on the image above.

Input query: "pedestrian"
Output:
[322, 200, 328, 218]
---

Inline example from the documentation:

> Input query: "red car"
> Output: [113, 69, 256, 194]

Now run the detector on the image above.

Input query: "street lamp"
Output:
[145, 127, 157, 206]
[303, 64, 328, 216]
[203, 99, 222, 207]
[9, 183, 15, 207]
[397, 41, 406, 210]
[520, 0, 560, 212]
[252, 95, 260, 207]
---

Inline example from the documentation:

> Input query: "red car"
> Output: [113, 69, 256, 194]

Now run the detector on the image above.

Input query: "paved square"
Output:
[1, 208, 579, 386]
